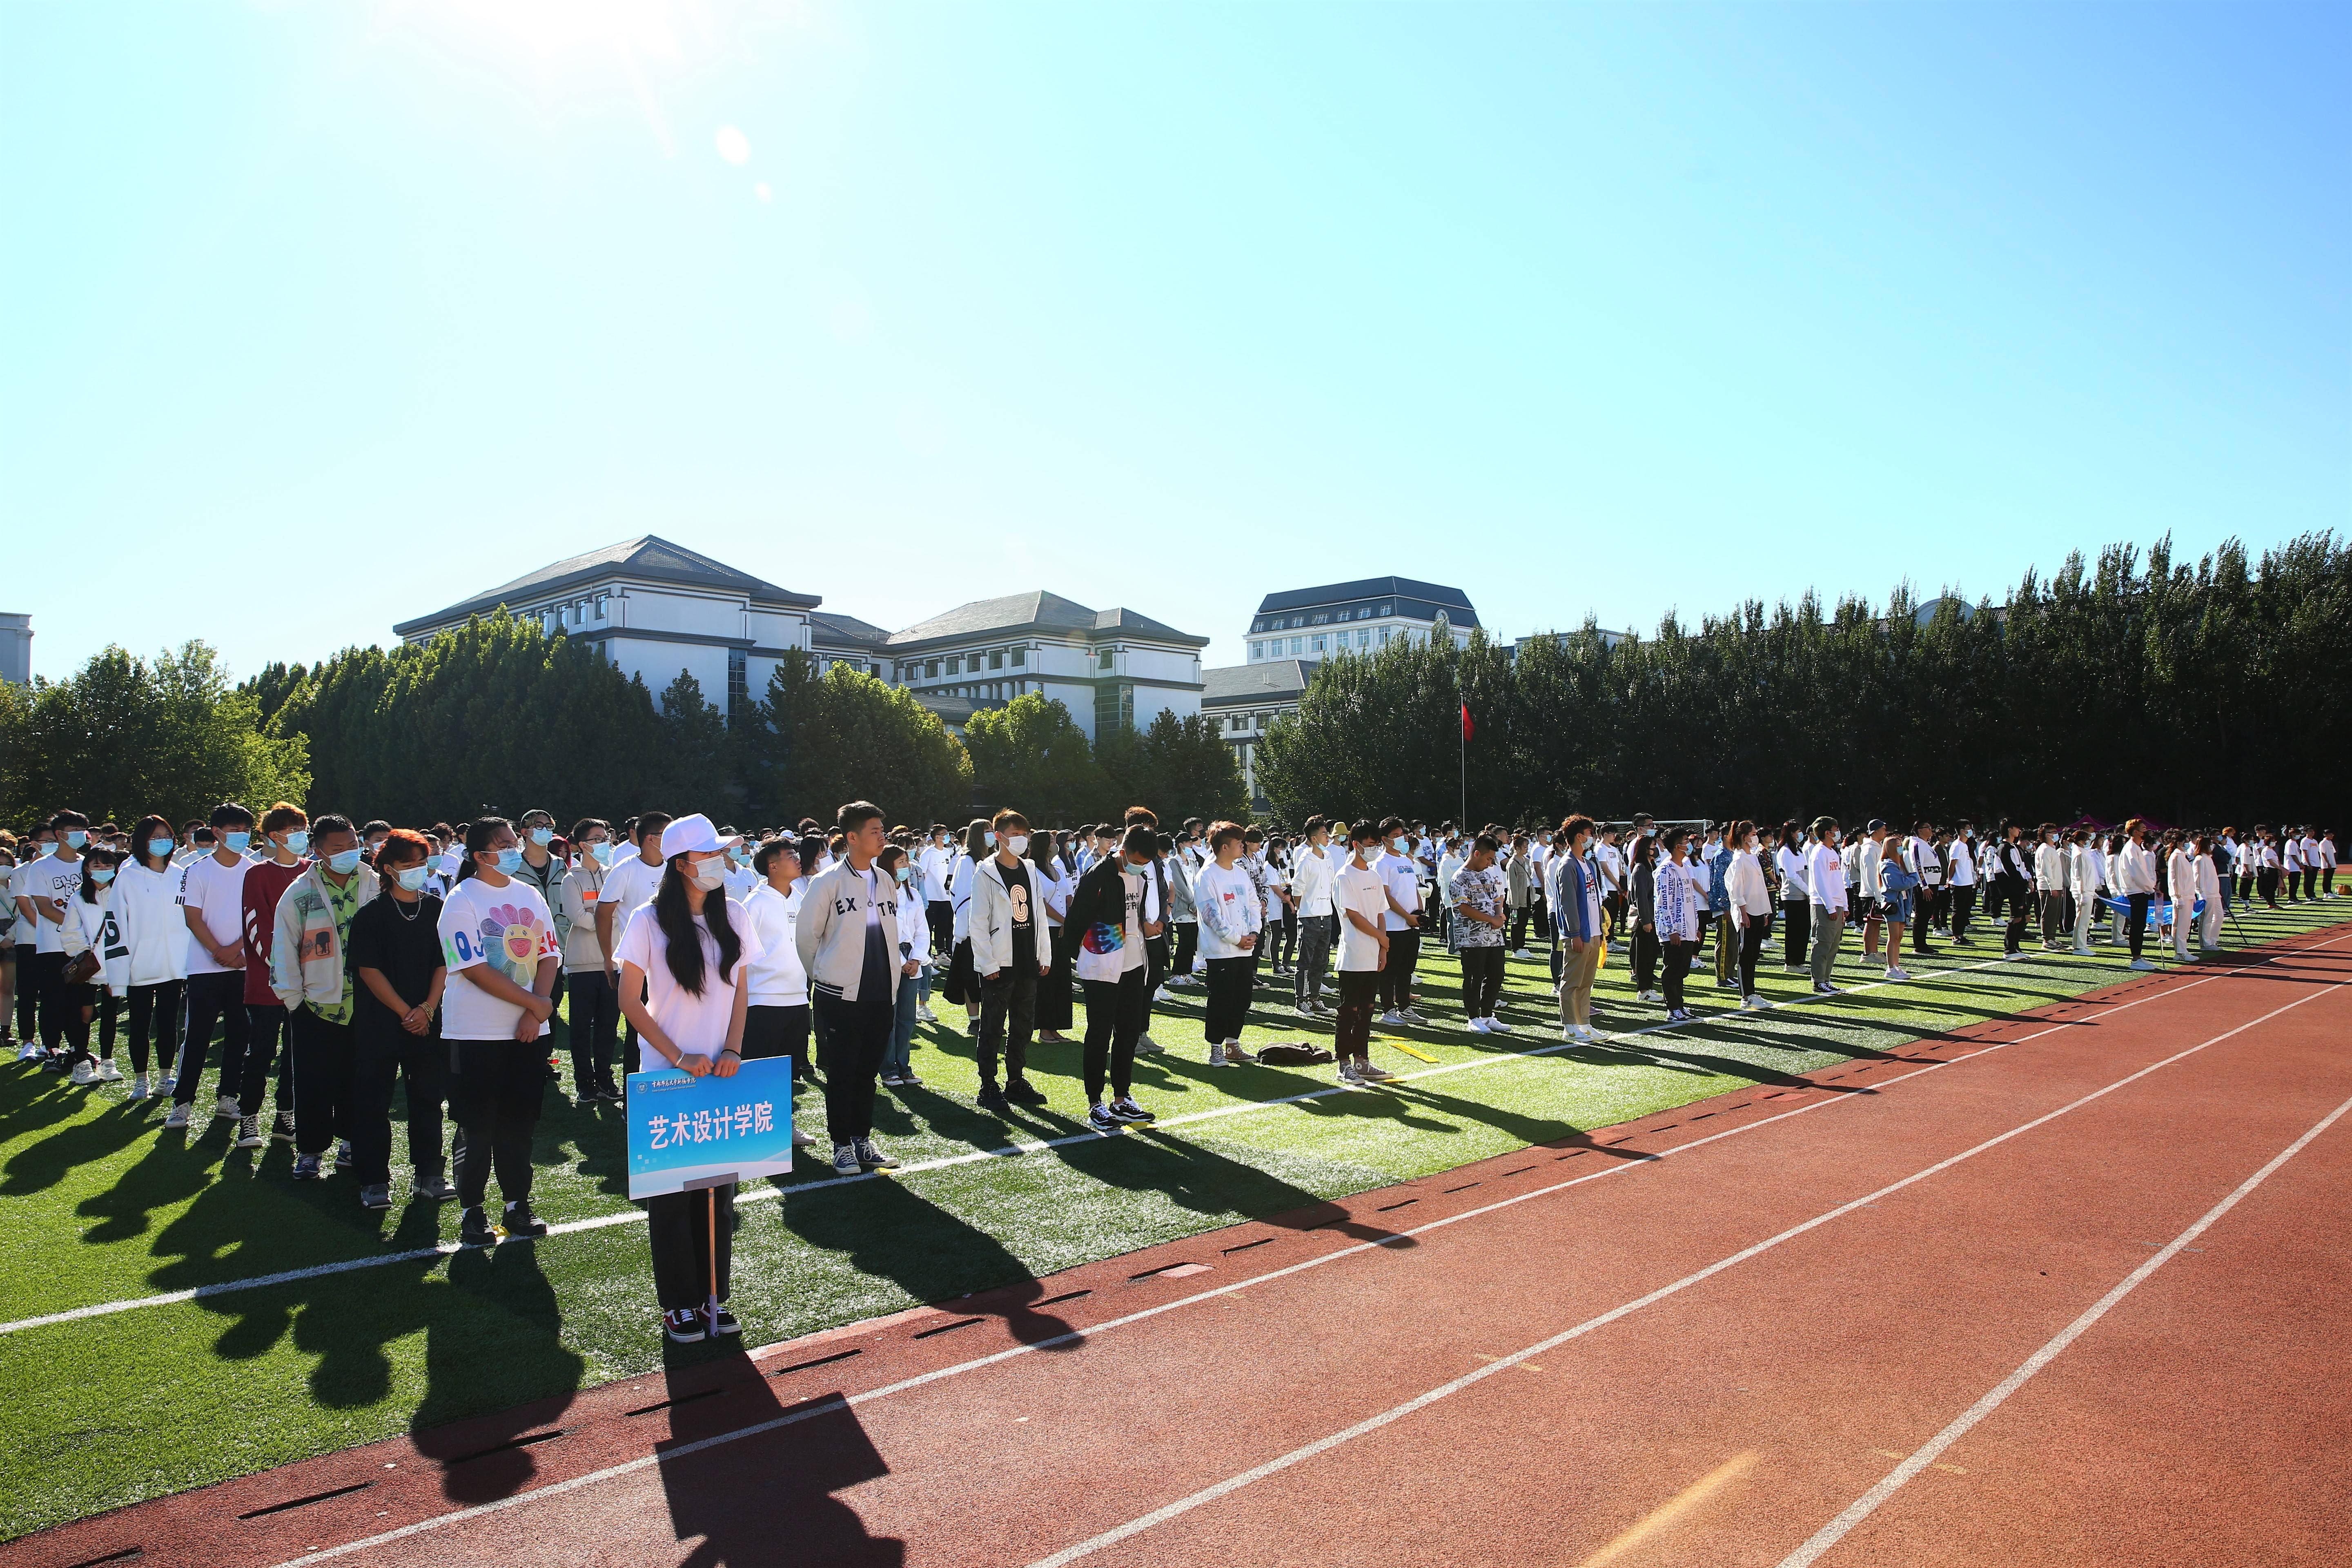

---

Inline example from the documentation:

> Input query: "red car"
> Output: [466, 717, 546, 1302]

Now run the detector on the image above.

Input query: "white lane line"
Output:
[8, 923, 2338, 1337]
[1018, 972, 2350, 1568]
[1776, 1086, 2352, 1568]
[263, 949, 2349, 1568]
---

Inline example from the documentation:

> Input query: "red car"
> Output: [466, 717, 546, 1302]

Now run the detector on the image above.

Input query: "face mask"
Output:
[895, 867, 911, 882]
[396, 866, 429, 891]
[326, 848, 363, 875]
[223, 832, 251, 854]
[147, 837, 174, 860]
[529, 827, 554, 847]
[284, 831, 310, 856]
[1004, 834, 1030, 857]
[690, 856, 726, 890]
[493, 847, 523, 875]
[1388, 837, 1403, 853]
[589, 842, 613, 866]
[64, 830, 88, 850]
[92, 865, 116, 885]
[984, 831, 997, 849]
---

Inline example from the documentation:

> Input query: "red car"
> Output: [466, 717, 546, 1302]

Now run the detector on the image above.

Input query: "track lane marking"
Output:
[260, 947, 2349, 1568]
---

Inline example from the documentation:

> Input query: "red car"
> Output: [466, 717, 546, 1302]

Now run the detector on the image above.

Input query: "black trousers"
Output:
[240, 1001, 296, 1117]
[1911, 892, 1939, 951]
[926, 900, 954, 958]
[813, 983, 892, 1143]
[350, 1022, 446, 1186]
[11, 952, 33, 1043]
[1662, 940, 1693, 1010]
[1998, 876, 2030, 953]
[646, 1184, 734, 1312]
[743, 1002, 810, 1076]
[564, 967, 620, 1094]
[447, 1037, 548, 1209]
[1380, 929, 1421, 1013]
[1172, 921, 1198, 975]
[1632, 926, 1660, 994]
[1950, 884, 1977, 940]
[1080, 968, 1148, 1102]
[1458, 944, 1505, 1018]
[1739, 918, 1769, 994]
[175, 970, 252, 1107]
[2127, 892, 2153, 960]
[1782, 899, 1811, 967]
[2257, 869, 2279, 907]
[24, 951, 68, 1051]
[1203, 954, 1255, 1042]
[978, 967, 1037, 1087]
[288, 1007, 356, 1156]
[125, 980, 183, 1076]
[1336, 969, 1380, 1059]
[1507, 906, 1531, 949]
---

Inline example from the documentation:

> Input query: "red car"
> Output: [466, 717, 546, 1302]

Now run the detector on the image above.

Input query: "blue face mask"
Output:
[396, 866, 429, 891]
[494, 847, 523, 875]
[65, 830, 88, 850]
[148, 837, 174, 861]
[589, 842, 613, 866]
[284, 831, 310, 856]
[223, 832, 251, 854]
[529, 827, 554, 847]
[984, 831, 997, 848]
[326, 848, 363, 875]
[92, 865, 116, 885]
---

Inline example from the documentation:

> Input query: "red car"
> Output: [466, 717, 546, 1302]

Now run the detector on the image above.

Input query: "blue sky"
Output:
[5, 0, 2346, 683]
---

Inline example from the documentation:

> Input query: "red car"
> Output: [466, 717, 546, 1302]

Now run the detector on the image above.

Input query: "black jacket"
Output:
[1065, 855, 1134, 945]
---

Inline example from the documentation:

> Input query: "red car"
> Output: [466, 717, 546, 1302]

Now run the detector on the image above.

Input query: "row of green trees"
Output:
[1259, 533, 2351, 833]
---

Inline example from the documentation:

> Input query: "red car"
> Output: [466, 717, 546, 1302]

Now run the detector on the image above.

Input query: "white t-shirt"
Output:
[1375, 850, 1421, 932]
[600, 853, 667, 935]
[19, 854, 85, 956]
[617, 902, 766, 1071]
[1335, 861, 1389, 971]
[724, 864, 760, 901]
[741, 881, 808, 1007]
[179, 852, 252, 974]
[1948, 840, 1977, 887]
[437, 874, 562, 1040]
[1807, 843, 1848, 915]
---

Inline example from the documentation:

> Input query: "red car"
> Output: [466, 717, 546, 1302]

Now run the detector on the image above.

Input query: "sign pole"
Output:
[706, 1186, 720, 1333]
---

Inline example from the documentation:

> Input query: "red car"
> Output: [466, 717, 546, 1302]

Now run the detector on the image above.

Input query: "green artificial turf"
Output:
[0, 899, 2341, 1537]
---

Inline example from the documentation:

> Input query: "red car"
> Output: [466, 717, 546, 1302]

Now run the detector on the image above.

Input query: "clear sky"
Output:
[5, 0, 2346, 683]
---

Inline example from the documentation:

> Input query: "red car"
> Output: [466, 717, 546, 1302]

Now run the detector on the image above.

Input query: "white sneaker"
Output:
[97, 1060, 123, 1082]
[1740, 994, 1762, 1011]
[214, 1094, 241, 1120]
[2129, 958, 2155, 971]
[1296, 1004, 1320, 1020]
[1884, 967, 1909, 981]
[69, 1059, 98, 1086]
[1512, 949, 1533, 961]
[1467, 1016, 1491, 1034]
[915, 1006, 937, 1024]
[1483, 1017, 1511, 1034]
[1379, 1010, 1408, 1026]
[1207, 1046, 1232, 1067]
[163, 1102, 191, 1129]
[16, 1042, 42, 1063]
[2072, 945, 2093, 956]
[129, 1072, 151, 1100]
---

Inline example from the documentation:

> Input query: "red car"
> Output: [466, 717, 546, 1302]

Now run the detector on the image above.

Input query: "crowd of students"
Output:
[1, 799, 2334, 1343]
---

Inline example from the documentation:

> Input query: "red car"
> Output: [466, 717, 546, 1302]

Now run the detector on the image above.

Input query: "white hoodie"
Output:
[112, 860, 189, 986]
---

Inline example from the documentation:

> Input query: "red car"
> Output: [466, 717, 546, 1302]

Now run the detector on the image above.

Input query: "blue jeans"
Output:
[886, 966, 921, 1076]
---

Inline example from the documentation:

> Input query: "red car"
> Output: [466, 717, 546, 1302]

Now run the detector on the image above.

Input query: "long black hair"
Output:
[458, 817, 510, 884]
[651, 856, 742, 997]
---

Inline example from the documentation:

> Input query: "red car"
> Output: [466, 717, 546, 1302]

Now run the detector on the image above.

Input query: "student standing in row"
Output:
[1627, 833, 1660, 1001]
[615, 813, 763, 1343]
[556, 817, 622, 1103]
[438, 817, 561, 1245]
[16, 811, 86, 1066]
[878, 844, 931, 1089]
[1945, 824, 1978, 945]
[739, 837, 815, 1146]
[1067, 824, 1163, 1129]
[1331, 822, 1396, 1085]
[1775, 820, 1811, 972]
[1726, 821, 1774, 1008]
[1655, 829, 1701, 1022]
[1288, 816, 1336, 1019]
[796, 802, 907, 1172]
[348, 830, 452, 1205]
[1806, 819, 1848, 995]
[114, 817, 187, 1100]
[968, 809, 1049, 1112]
[1374, 817, 1426, 1026]
[1192, 822, 1263, 1067]
[169, 803, 256, 1129]
[1030, 832, 1074, 1046]
[1452, 835, 1510, 1034]
[270, 815, 376, 1183]
[2113, 818, 2160, 970]
[1553, 815, 1606, 1042]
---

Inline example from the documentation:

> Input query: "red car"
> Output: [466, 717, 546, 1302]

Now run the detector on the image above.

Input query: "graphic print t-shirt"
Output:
[436, 875, 561, 1040]
[1000, 860, 1036, 974]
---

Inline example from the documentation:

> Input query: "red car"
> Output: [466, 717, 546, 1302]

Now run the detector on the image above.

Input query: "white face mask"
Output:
[690, 856, 726, 891]
[1004, 834, 1029, 858]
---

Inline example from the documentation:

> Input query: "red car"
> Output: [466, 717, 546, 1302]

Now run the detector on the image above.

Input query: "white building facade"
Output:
[1246, 577, 1478, 664]
[886, 592, 1207, 741]
[1200, 658, 1317, 811]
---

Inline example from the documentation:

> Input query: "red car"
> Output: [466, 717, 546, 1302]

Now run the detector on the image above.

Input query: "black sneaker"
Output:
[1004, 1078, 1048, 1106]
[976, 1084, 1009, 1113]
[271, 1111, 297, 1143]
[502, 1199, 548, 1238]
[1109, 1097, 1154, 1123]
[459, 1206, 498, 1246]
[663, 1308, 706, 1344]
[1087, 1104, 1119, 1132]
[710, 1307, 741, 1336]
[853, 1138, 899, 1170]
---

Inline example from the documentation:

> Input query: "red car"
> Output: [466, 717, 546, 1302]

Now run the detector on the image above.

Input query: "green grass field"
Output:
[2, 898, 2343, 1539]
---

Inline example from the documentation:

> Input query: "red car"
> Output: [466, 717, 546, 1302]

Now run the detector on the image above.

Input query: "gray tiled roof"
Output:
[1256, 577, 1475, 617]
[394, 535, 818, 636]
[1201, 659, 1319, 704]
[810, 609, 893, 649]
[885, 591, 1207, 650]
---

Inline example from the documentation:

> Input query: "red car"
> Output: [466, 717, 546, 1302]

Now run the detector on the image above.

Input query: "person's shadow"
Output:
[657, 1356, 905, 1566]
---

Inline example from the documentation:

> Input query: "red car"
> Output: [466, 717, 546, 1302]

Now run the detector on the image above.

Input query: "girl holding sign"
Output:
[616, 812, 766, 1345]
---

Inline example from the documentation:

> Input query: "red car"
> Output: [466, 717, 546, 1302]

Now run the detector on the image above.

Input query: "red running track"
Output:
[12, 924, 2351, 1568]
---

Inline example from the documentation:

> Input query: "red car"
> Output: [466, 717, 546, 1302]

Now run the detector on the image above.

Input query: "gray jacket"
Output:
[793, 860, 904, 1004]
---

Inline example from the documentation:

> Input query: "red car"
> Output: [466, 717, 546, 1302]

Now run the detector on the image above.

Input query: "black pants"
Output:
[2127, 892, 2153, 960]
[25, 951, 67, 1051]
[1950, 884, 1976, 940]
[1203, 954, 1255, 1043]
[1336, 970, 1379, 1060]
[926, 900, 953, 959]
[175, 970, 252, 1107]
[1380, 929, 1421, 1013]
[813, 982, 893, 1143]
[1633, 926, 1659, 994]
[447, 1037, 548, 1209]
[1172, 921, 1198, 976]
[646, 1184, 734, 1312]
[125, 980, 183, 1077]
[1739, 918, 1768, 994]
[1458, 944, 1504, 1019]
[1662, 940, 1693, 1010]
[978, 966, 1037, 1087]
[240, 1001, 296, 1118]
[2256, 869, 2278, 907]
[1508, 906, 1531, 949]
[351, 1022, 446, 1186]
[564, 968, 620, 1094]
[1911, 892, 1938, 952]
[289, 1007, 356, 1156]
[1081, 967, 1148, 1102]
[1782, 899, 1811, 967]
[743, 1002, 810, 1076]
[1998, 876, 2030, 953]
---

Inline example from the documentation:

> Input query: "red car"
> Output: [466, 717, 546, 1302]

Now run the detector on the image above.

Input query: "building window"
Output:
[989, 650, 1004, 670]
[1098, 648, 1115, 670]
[1312, 635, 1327, 653]
[925, 660, 940, 678]
[1311, 613, 1328, 625]
[1011, 646, 1025, 666]
[1094, 681, 1134, 735]
[1248, 641, 1262, 660]
[726, 647, 748, 727]
[595, 594, 609, 619]
[1379, 603, 1392, 615]
[948, 655, 962, 675]
[1357, 629, 1370, 648]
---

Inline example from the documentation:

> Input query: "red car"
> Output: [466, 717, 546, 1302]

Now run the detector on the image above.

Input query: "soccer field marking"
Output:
[1, 920, 2338, 1338]
[256, 948, 2351, 1568]
[1016, 973, 2352, 1568]
[1775, 1082, 2352, 1568]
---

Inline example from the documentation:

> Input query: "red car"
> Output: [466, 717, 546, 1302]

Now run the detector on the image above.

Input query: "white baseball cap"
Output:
[660, 813, 742, 859]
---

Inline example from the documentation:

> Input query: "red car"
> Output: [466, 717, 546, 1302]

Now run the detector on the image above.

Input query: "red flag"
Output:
[1461, 701, 1474, 743]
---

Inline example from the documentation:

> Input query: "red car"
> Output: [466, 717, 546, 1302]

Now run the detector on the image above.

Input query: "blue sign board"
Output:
[626, 1055, 797, 1199]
